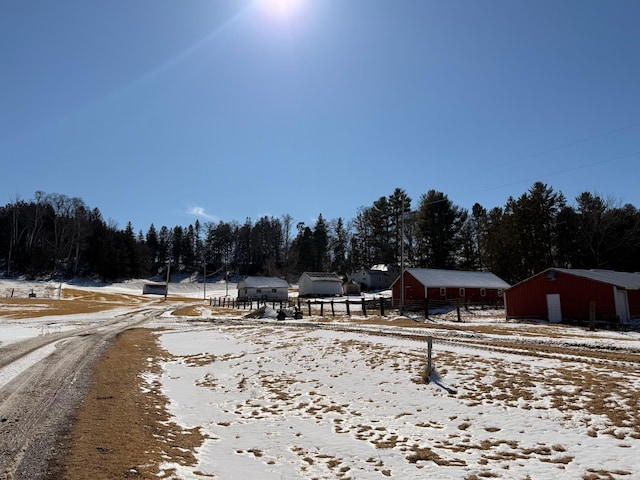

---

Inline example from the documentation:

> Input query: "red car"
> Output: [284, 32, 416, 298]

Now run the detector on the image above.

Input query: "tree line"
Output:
[1, 183, 639, 284]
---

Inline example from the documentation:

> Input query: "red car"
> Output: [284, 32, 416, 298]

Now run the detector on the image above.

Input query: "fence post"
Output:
[424, 298, 429, 319]
[307, 299, 311, 317]
[456, 298, 461, 322]
[346, 299, 351, 316]
[380, 297, 385, 316]
[362, 298, 367, 317]
[331, 300, 335, 317]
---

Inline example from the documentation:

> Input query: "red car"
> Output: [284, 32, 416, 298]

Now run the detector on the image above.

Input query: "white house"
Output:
[237, 276, 290, 301]
[349, 265, 401, 291]
[298, 272, 343, 297]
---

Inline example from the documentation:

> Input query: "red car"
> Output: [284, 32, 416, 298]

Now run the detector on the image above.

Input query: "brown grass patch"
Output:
[0, 297, 129, 318]
[407, 446, 467, 466]
[171, 304, 233, 317]
[48, 328, 207, 480]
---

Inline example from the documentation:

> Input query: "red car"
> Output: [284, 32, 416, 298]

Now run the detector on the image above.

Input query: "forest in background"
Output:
[1, 182, 639, 285]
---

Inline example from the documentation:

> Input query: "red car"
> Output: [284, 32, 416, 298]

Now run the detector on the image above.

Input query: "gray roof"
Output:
[404, 268, 510, 289]
[302, 272, 343, 282]
[553, 268, 640, 290]
[240, 276, 289, 289]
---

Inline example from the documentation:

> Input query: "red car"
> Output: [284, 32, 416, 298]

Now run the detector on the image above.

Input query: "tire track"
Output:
[0, 307, 164, 480]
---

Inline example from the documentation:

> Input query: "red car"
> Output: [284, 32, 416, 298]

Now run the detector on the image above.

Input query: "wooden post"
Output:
[380, 297, 385, 316]
[320, 302, 324, 317]
[307, 300, 312, 317]
[331, 300, 335, 317]
[362, 298, 367, 317]
[297, 298, 301, 310]
[589, 301, 596, 331]
[346, 299, 351, 316]
[456, 298, 461, 322]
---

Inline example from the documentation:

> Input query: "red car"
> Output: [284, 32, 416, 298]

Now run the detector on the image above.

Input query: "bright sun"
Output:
[257, 0, 305, 20]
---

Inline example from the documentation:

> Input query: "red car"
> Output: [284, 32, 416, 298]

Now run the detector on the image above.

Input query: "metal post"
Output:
[427, 336, 433, 381]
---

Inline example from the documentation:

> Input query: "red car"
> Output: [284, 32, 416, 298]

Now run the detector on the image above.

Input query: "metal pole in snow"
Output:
[427, 336, 433, 381]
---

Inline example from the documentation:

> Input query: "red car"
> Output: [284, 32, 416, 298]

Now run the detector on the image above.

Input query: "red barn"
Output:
[505, 268, 640, 325]
[391, 268, 510, 308]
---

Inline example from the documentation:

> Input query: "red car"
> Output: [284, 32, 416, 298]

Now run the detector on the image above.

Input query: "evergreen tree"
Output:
[415, 190, 465, 269]
[313, 214, 329, 271]
[330, 217, 349, 274]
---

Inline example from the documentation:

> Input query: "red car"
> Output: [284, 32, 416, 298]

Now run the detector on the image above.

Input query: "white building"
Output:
[237, 276, 290, 301]
[298, 272, 343, 297]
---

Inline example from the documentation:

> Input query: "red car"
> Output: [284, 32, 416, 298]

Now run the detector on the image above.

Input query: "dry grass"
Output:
[171, 304, 235, 317]
[0, 288, 151, 318]
[0, 297, 127, 318]
[48, 328, 207, 480]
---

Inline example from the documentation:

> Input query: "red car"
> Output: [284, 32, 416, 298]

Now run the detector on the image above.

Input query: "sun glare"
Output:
[257, 0, 305, 20]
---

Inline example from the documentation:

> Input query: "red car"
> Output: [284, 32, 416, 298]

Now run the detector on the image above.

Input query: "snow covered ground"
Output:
[2, 279, 640, 479]
[146, 320, 640, 479]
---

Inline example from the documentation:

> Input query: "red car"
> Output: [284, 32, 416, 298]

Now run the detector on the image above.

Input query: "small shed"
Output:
[298, 272, 344, 297]
[505, 268, 640, 325]
[237, 276, 290, 301]
[143, 282, 168, 296]
[391, 268, 510, 307]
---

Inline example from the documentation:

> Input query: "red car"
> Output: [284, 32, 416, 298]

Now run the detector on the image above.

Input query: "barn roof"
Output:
[301, 272, 343, 282]
[553, 268, 640, 290]
[240, 276, 289, 288]
[403, 268, 510, 289]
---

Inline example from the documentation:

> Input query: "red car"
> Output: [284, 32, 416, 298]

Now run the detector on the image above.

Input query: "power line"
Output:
[474, 121, 640, 174]
[480, 150, 640, 193]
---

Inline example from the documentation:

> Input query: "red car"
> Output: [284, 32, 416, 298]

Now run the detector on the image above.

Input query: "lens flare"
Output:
[257, 0, 305, 20]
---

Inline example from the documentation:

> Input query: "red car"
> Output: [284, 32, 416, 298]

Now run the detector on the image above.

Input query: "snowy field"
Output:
[148, 320, 640, 480]
[2, 278, 640, 479]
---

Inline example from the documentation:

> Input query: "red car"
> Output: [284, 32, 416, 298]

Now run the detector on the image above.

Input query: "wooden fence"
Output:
[208, 296, 503, 321]
[209, 296, 393, 317]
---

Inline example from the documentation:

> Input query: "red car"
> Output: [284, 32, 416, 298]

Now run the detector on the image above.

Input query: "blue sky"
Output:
[1, 0, 639, 233]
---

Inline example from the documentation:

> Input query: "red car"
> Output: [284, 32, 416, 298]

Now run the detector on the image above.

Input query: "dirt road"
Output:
[0, 308, 161, 480]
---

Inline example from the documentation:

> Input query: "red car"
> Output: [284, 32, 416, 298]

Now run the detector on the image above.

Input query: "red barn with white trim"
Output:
[505, 268, 640, 325]
[391, 268, 510, 308]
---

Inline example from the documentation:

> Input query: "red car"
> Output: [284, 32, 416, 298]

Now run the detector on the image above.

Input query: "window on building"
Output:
[256, 289, 262, 293]
[440, 287, 446, 296]
[459, 288, 466, 297]
[480, 288, 486, 297]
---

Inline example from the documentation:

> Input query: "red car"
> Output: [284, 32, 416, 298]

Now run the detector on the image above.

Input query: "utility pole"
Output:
[164, 258, 171, 301]
[400, 196, 405, 315]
